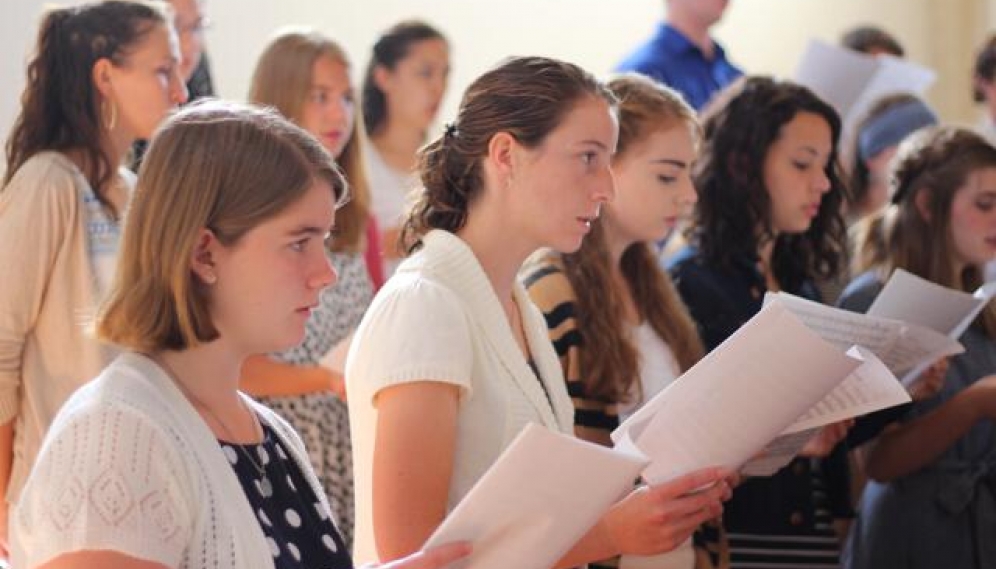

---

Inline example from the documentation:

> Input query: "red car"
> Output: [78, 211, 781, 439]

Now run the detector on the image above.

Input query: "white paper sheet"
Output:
[767, 291, 963, 375]
[612, 302, 862, 485]
[868, 268, 996, 338]
[422, 423, 648, 569]
[866, 268, 996, 385]
[793, 39, 936, 157]
[741, 346, 911, 476]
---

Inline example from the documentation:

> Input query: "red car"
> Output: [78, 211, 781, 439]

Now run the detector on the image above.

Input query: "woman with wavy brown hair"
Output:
[840, 127, 996, 569]
[523, 73, 708, 569]
[346, 56, 733, 566]
[0, 0, 186, 555]
[667, 76, 852, 568]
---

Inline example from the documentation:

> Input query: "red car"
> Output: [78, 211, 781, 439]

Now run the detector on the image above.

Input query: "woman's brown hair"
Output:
[559, 73, 704, 403]
[97, 100, 347, 352]
[248, 27, 370, 253]
[401, 55, 616, 253]
[853, 126, 996, 337]
[4, 0, 169, 218]
[691, 76, 848, 293]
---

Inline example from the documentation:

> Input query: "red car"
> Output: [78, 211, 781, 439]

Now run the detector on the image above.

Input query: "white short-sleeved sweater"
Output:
[346, 229, 575, 563]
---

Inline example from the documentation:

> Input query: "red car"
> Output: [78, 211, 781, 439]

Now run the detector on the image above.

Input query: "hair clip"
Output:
[444, 122, 459, 139]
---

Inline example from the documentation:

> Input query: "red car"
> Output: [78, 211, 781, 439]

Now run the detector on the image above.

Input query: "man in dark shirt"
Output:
[616, 0, 742, 111]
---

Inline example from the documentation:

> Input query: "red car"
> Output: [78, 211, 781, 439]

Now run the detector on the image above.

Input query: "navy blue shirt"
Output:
[221, 422, 353, 569]
[615, 23, 743, 111]
[667, 245, 852, 568]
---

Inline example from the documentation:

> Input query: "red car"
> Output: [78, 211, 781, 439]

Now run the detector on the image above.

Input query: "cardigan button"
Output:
[789, 511, 805, 526]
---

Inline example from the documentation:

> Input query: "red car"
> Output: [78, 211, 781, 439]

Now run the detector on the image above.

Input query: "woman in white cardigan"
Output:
[11, 101, 468, 569]
[346, 56, 733, 567]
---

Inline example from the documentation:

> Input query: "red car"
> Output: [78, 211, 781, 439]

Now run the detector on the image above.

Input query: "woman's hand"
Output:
[362, 542, 471, 569]
[601, 467, 731, 556]
[798, 420, 853, 458]
[908, 359, 948, 402]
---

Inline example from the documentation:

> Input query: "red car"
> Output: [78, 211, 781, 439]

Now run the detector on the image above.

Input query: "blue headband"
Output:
[857, 98, 938, 161]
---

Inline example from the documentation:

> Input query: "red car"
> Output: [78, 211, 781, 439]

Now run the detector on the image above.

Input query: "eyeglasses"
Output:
[175, 16, 212, 37]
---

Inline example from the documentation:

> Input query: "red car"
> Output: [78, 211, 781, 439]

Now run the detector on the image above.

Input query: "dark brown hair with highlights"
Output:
[401, 55, 616, 253]
[4, 0, 169, 218]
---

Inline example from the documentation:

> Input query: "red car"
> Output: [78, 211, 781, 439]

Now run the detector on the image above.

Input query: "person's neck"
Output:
[373, 122, 425, 172]
[64, 131, 130, 188]
[153, 340, 246, 421]
[667, 13, 715, 58]
[757, 235, 778, 290]
[456, 207, 535, 313]
[603, 220, 635, 268]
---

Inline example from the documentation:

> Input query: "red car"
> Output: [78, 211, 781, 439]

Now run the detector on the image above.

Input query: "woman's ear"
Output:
[913, 187, 933, 223]
[373, 64, 393, 95]
[486, 132, 517, 186]
[91, 57, 115, 99]
[190, 228, 219, 285]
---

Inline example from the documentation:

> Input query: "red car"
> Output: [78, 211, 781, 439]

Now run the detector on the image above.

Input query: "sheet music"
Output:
[867, 269, 996, 385]
[768, 292, 962, 374]
[741, 346, 911, 476]
[423, 424, 648, 569]
[612, 302, 862, 484]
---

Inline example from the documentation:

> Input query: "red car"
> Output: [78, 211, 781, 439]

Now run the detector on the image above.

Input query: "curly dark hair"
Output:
[690, 75, 848, 292]
[4, 1, 169, 218]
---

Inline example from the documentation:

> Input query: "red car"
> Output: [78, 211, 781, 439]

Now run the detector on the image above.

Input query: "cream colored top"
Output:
[0, 151, 133, 503]
[346, 229, 575, 563]
[12, 353, 331, 569]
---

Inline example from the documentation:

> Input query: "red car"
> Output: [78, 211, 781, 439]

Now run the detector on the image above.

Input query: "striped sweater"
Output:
[522, 252, 728, 569]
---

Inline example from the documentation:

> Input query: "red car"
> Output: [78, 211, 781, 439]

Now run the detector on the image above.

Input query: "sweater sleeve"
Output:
[11, 401, 196, 569]
[0, 155, 79, 423]
[523, 260, 617, 446]
[347, 277, 475, 404]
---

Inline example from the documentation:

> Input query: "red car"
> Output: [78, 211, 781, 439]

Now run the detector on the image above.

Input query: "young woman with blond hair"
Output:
[11, 100, 469, 569]
[245, 27, 375, 547]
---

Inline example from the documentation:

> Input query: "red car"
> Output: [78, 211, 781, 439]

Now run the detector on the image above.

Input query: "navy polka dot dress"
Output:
[220, 423, 353, 569]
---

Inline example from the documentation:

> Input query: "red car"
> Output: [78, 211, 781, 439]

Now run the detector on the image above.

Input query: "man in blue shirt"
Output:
[616, 0, 742, 111]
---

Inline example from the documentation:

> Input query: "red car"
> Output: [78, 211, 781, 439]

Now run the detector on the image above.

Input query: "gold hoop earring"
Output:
[102, 99, 117, 132]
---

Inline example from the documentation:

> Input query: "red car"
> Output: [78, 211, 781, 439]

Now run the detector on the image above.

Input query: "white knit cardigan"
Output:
[11, 352, 334, 569]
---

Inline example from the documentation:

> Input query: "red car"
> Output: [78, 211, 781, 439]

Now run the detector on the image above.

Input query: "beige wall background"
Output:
[2, 0, 994, 167]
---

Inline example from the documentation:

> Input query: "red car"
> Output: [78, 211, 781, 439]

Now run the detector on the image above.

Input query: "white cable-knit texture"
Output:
[12, 353, 329, 569]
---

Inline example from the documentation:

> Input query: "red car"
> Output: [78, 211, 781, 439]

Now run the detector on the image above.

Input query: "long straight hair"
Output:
[559, 74, 704, 403]
[248, 27, 370, 253]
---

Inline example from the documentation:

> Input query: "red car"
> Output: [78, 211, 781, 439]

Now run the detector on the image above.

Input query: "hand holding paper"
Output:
[421, 424, 648, 569]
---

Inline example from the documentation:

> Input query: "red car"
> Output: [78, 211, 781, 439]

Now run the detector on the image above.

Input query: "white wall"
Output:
[2, 0, 992, 163]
